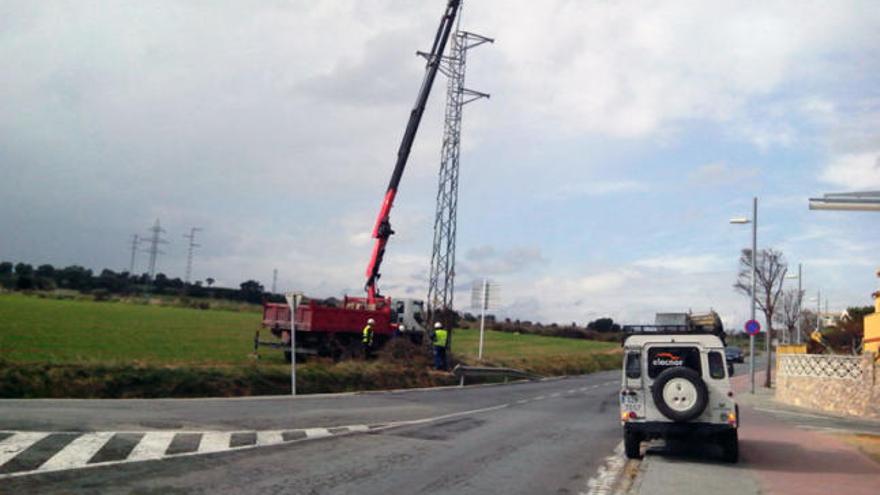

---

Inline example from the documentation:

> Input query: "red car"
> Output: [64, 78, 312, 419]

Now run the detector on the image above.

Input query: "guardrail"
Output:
[451, 364, 542, 387]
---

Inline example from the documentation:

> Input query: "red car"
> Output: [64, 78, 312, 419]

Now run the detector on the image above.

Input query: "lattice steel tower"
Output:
[144, 219, 168, 279]
[183, 227, 202, 283]
[426, 10, 492, 319]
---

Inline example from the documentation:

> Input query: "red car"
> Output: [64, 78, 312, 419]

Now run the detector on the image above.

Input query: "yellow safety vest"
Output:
[362, 325, 374, 345]
[434, 329, 448, 347]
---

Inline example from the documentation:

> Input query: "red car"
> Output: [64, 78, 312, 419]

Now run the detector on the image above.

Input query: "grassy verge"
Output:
[0, 359, 458, 398]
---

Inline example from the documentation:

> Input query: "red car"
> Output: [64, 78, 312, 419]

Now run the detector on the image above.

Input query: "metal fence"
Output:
[778, 354, 872, 382]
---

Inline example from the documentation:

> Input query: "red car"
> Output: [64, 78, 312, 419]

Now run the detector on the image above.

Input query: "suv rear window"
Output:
[708, 351, 725, 379]
[647, 346, 701, 378]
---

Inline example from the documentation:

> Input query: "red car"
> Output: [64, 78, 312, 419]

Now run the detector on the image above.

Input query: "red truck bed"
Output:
[262, 296, 393, 335]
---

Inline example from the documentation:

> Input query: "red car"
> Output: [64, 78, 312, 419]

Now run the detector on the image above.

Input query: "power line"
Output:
[183, 227, 203, 284]
[143, 219, 168, 279]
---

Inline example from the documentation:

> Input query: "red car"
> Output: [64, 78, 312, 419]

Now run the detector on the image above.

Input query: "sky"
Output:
[2, 0, 879, 330]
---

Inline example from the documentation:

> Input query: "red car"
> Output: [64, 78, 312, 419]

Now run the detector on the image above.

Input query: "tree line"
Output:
[0, 261, 283, 305]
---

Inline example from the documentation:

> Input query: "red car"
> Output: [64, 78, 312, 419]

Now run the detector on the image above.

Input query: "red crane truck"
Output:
[258, 0, 460, 361]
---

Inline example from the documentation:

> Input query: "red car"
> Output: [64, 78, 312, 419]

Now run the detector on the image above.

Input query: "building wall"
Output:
[864, 297, 880, 355]
[776, 354, 879, 418]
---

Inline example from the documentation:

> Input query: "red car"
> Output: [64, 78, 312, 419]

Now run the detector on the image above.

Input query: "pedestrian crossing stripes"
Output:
[0, 424, 378, 479]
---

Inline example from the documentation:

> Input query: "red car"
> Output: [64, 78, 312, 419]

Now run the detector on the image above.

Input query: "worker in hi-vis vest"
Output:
[362, 318, 375, 360]
[431, 321, 448, 370]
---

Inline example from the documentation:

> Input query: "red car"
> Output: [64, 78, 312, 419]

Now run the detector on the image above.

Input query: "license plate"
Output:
[621, 395, 639, 405]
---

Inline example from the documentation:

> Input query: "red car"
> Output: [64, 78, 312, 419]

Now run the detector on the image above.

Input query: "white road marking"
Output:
[126, 431, 176, 461]
[580, 387, 589, 392]
[38, 432, 114, 471]
[304, 428, 331, 439]
[197, 432, 231, 453]
[535, 395, 546, 400]
[0, 432, 50, 467]
[551, 392, 561, 398]
[516, 399, 529, 405]
[582, 442, 627, 495]
[256, 431, 284, 446]
[0, 402, 513, 479]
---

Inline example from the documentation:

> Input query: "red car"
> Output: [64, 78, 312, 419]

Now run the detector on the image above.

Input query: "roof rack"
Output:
[622, 324, 720, 334]
[621, 325, 727, 345]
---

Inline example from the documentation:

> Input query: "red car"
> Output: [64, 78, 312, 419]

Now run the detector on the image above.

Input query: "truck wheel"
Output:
[650, 367, 708, 422]
[720, 429, 738, 463]
[624, 428, 643, 459]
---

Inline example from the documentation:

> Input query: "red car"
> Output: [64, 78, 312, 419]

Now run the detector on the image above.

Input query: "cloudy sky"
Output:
[2, 0, 879, 328]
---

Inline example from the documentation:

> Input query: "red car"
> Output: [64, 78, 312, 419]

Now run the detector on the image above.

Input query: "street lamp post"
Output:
[730, 196, 758, 395]
[785, 263, 803, 344]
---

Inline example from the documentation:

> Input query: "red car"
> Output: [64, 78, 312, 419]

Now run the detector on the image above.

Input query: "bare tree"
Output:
[734, 248, 788, 388]
[775, 288, 804, 344]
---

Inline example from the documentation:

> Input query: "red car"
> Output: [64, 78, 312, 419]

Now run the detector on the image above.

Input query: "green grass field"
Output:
[452, 328, 620, 375]
[0, 292, 278, 365]
[0, 292, 621, 397]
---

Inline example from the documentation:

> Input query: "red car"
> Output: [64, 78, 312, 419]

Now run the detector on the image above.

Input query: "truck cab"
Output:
[392, 298, 427, 341]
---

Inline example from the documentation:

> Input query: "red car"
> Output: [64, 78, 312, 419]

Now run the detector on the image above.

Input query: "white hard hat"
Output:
[399, 324, 406, 331]
[434, 322, 442, 329]
[367, 318, 376, 325]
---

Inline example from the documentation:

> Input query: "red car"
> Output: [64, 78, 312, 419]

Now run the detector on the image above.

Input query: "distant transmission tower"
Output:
[183, 227, 203, 284]
[144, 219, 169, 279]
[128, 234, 140, 273]
[272, 268, 278, 294]
[425, 6, 493, 322]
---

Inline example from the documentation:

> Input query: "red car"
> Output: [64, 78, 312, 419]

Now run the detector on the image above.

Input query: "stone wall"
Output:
[776, 354, 879, 418]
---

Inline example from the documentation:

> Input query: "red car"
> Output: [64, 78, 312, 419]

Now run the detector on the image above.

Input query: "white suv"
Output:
[619, 328, 739, 462]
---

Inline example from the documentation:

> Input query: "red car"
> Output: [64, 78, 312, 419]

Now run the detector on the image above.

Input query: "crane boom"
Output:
[364, 0, 461, 302]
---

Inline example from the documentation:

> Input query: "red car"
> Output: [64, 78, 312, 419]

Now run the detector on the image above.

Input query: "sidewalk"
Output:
[629, 371, 880, 495]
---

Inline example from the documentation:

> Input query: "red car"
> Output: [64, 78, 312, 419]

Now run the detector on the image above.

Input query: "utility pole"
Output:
[128, 234, 140, 273]
[272, 269, 278, 294]
[426, 2, 493, 326]
[797, 263, 803, 344]
[183, 227, 203, 284]
[729, 198, 758, 393]
[144, 219, 169, 279]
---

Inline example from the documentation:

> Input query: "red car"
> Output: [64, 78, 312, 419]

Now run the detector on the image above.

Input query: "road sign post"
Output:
[285, 292, 303, 396]
[744, 318, 761, 394]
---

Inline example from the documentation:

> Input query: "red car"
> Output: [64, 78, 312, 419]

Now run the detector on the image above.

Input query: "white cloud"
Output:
[688, 163, 759, 187]
[466, 0, 877, 139]
[553, 180, 647, 199]
[633, 254, 727, 274]
[820, 152, 880, 189]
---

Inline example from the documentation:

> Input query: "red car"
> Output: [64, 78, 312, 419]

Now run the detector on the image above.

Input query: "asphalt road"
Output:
[0, 370, 623, 494]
